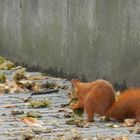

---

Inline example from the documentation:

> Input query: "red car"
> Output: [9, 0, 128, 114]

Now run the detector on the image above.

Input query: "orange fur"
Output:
[105, 88, 140, 122]
[70, 79, 115, 122]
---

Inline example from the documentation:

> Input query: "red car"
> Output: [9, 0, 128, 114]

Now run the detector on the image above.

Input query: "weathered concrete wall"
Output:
[0, 0, 140, 87]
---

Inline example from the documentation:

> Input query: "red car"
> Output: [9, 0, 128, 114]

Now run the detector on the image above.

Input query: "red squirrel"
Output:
[105, 88, 140, 122]
[69, 79, 115, 122]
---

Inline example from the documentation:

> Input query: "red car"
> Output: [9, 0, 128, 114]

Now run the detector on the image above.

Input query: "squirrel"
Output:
[69, 79, 115, 122]
[105, 88, 140, 122]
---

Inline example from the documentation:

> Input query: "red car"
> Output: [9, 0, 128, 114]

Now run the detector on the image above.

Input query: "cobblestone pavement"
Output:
[0, 70, 140, 140]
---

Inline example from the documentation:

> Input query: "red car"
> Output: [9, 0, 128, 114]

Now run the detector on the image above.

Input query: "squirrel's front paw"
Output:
[70, 103, 78, 110]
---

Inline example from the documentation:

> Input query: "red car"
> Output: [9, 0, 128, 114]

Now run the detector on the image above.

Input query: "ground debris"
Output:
[24, 96, 33, 103]
[21, 129, 36, 140]
[129, 127, 140, 134]
[0, 81, 24, 94]
[105, 123, 120, 128]
[93, 135, 129, 140]
[21, 117, 43, 127]
[27, 98, 51, 108]
[25, 111, 42, 118]
[42, 81, 68, 90]
[123, 119, 136, 127]
[57, 129, 83, 140]
[4, 104, 17, 108]
[0, 56, 139, 140]
[27, 75, 47, 80]
[13, 68, 27, 81]
[32, 127, 53, 134]
[0, 74, 6, 83]
[11, 109, 24, 116]
[60, 103, 69, 108]
[66, 117, 89, 128]
[16, 80, 41, 91]
[0, 61, 15, 70]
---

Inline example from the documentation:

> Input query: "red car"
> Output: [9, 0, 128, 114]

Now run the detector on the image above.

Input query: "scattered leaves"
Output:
[42, 81, 68, 90]
[42, 82, 58, 89]
[32, 127, 53, 134]
[4, 105, 17, 108]
[27, 99, 51, 108]
[66, 117, 89, 128]
[129, 128, 140, 134]
[27, 75, 47, 80]
[16, 80, 41, 92]
[13, 69, 26, 81]
[123, 119, 136, 127]
[0, 61, 15, 70]
[25, 111, 41, 119]
[0, 74, 6, 83]
[93, 136, 129, 140]
[21, 117, 42, 127]
[11, 110, 24, 116]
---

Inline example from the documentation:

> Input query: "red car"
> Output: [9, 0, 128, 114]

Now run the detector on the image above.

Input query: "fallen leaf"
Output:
[21, 117, 42, 127]
[66, 118, 89, 128]
[123, 119, 136, 127]
[13, 69, 26, 81]
[27, 75, 47, 80]
[4, 105, 17, 108]
[11, 110, 24, 116]
[27, 99, 51, 108]
[25, 111, 41, 118]
[0, 61, 15, 70]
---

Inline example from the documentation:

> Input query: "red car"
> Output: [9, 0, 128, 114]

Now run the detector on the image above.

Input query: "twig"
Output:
[31, 89, 59, 95]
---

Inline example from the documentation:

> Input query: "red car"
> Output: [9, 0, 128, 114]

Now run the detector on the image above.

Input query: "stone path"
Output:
[0, 70, 140, 140]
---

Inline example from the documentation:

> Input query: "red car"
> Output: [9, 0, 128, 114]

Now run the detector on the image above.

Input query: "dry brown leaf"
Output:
[123, 119, 136, 127]
[27, 75, 47, 80]
[113, 136, 129, 140]
[4, 105, 17, 108]
[21, 117, 42, 127]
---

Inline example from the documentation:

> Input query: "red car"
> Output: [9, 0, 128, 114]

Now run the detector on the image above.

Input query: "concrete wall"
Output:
[0, 0, 140, 87]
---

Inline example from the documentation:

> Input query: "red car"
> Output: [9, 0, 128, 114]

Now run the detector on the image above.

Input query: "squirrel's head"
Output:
[68, 79, 80, 99]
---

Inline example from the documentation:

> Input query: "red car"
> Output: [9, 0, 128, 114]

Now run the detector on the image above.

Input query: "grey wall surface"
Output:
[0, 0, 140, 87]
